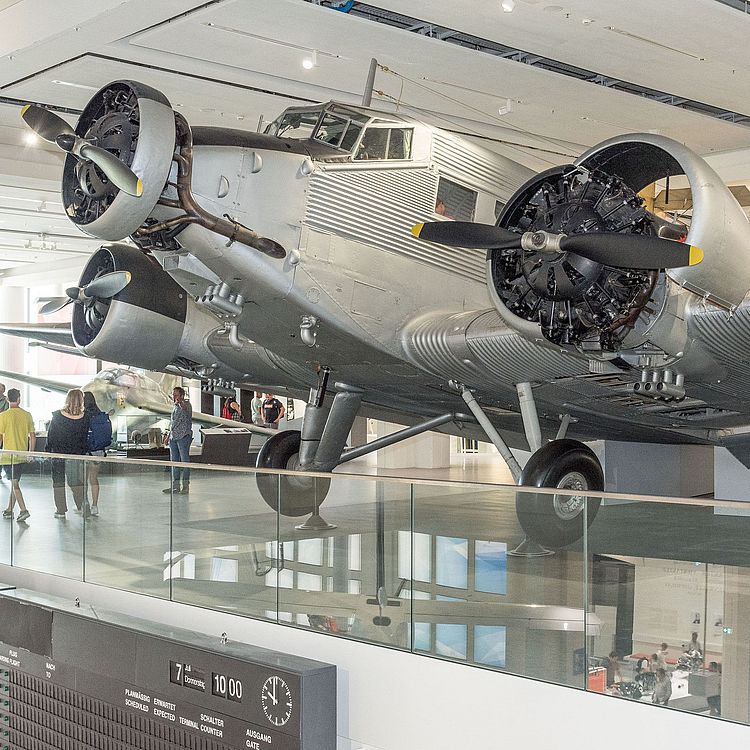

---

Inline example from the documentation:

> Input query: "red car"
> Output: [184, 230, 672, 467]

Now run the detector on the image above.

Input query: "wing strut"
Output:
[449, 380, 522, 480]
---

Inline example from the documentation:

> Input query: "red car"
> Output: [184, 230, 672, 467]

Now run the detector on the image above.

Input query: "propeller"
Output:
[39, 271, 132, 316]
[412, 221, 703, 270]
[21, 104, 143, 197]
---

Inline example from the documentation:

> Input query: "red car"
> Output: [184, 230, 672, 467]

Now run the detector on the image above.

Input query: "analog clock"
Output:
[261, 675, 293, 727]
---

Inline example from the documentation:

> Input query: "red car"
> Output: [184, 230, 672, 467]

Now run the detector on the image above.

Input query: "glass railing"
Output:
[0, 449, 743, 723]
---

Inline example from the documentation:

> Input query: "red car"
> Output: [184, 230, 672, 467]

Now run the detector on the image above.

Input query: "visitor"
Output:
[0, 388, 35, 522]
[163, 386, 192, 494]
[84, 391, 112, 516]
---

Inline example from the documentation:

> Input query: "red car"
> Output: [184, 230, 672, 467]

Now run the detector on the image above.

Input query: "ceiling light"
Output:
[302, 49, 318, 70]
[501, 0, 515, 11]
[23, 132, 39, 146]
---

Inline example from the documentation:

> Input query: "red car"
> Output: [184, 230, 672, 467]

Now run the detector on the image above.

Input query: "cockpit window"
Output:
[354, 127, 413, 161]
[270, 110, 321, 139]
[315, 113, 364, 152]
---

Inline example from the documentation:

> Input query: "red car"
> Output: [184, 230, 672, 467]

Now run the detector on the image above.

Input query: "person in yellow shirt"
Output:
[0, 388, 36, 522]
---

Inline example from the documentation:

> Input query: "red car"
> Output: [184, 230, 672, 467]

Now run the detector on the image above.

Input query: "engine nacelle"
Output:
[62, 80, 176, 241]
[487, 134, 750, 356]
[577, 134, 750, 309]
[73, 244, 200, 370]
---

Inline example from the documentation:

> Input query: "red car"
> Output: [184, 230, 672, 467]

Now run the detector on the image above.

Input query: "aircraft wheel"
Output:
[256, 430, 331, 516]
[516, 439, 602, 548]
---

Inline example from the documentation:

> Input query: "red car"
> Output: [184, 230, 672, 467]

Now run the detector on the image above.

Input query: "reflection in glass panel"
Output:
[210, 558, 238, 582]
[475, 626, 507, 668]
[475, 540, 507, 595]
[413, 532, 432, 583]
[435, 624, 467, 660]
[348, 534, 362, 571]
[297, 538, 323, 566]
[413, 622, 431, 652]
[436, 536, 468, 588]
[297, 572, 323, 591]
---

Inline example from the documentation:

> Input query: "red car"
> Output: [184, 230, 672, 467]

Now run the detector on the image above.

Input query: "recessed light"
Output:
[501, 0, 515, 11]
[302, 49, 318, 70]
[23, 132, 39, 146]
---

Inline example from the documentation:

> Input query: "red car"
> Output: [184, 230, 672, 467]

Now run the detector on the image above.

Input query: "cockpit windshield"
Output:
[268, 104, 369, 155]
[270, 109, 321, 140]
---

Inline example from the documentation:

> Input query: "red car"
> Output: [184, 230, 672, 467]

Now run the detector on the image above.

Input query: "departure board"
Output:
[0, 589, 336, 750]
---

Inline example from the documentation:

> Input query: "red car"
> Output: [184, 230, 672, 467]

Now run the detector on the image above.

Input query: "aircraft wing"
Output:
[140, 399, 277, 436]
[0, 368, 80, 395]
[0, 323, 74, 348]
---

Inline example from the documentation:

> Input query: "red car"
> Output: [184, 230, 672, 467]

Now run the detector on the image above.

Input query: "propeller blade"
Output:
[84, 271, 132, 299]
[560, 233, 703, 270]
[39, 297, 73, 315]
[78, 144, 143, 197]
[21, 104, 75, 142]
[412, 221, 522, 249]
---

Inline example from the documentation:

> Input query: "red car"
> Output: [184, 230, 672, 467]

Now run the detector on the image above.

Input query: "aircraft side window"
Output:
[316, 113, 349, 147]
[339, 121, 364, 152]
[494, 199, 507, 221]
[436, 177, 477, 222]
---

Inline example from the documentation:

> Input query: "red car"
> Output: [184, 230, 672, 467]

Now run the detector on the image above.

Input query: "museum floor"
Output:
[0, 456, 743, 722]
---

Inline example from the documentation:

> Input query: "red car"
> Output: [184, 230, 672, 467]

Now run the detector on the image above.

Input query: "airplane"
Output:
[12, 78, 750, 549]
[0, 365, 273, 445]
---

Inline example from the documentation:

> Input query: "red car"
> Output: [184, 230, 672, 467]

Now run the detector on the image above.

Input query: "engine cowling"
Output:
[62, 80, 176, 241]
[488, 134, 750, 356]
[73, 244, 194, 370]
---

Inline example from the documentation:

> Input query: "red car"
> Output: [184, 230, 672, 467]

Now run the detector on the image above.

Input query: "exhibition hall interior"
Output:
[1, 1, 750, 748]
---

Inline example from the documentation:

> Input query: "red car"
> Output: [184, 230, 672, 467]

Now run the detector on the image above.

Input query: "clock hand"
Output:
[271, 678, 278, 705]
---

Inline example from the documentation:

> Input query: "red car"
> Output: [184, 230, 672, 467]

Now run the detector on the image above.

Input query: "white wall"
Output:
[0, 566, 745, 750]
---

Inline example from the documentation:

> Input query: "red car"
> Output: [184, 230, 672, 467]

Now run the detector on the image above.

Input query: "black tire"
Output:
[516, 439, 602, 549]
[256, 430, 331, 517]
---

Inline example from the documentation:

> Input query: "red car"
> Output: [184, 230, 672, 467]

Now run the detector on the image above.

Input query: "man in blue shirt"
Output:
[163, 386, 193, 494]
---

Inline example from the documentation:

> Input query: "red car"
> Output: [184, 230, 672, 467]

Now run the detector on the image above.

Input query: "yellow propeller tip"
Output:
[689, 246, 703, 266]
[411, 222, 424, 238]
[20, 104, 30, 117]
[136, 179, 144, 197]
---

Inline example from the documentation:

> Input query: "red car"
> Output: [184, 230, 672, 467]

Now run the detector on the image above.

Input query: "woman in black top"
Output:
[47, 389, 90, 518]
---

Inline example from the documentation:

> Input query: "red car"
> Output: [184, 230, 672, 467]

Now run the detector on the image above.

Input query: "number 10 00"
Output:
[212, 672, 243, 702]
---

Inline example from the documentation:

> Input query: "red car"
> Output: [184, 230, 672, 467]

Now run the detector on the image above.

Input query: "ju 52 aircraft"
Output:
[13, 78, 750, 548]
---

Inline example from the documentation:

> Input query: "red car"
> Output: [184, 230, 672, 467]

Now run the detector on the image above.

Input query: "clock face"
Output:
[261, 675, 293, 727]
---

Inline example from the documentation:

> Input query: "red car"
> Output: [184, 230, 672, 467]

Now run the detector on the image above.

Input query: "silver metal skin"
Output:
[312, 386, 363, 472]
[516, 382, 542, 453]
[576, 133, 750, 309]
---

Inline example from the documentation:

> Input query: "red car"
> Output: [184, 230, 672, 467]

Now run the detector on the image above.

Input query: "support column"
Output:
[0, 286, 27, 392]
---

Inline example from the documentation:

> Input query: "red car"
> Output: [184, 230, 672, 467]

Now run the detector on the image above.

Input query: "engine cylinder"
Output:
[489, 165, 659, 353]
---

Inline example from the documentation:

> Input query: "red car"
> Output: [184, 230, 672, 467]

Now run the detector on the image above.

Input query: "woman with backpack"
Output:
[83, 391, 112, 517]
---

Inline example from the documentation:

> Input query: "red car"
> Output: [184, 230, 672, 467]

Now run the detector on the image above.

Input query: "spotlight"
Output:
[501, 0, 515, 11]
[302, 49, 318, 70]
[24, 132, 39, 146]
